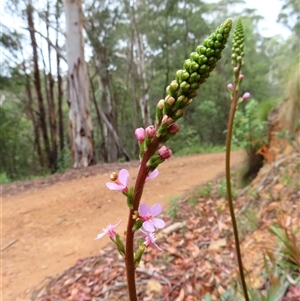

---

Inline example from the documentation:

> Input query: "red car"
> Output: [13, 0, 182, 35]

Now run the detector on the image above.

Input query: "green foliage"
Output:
[0, 104, 36, 179]
[197, 182, 212, 198]
[217, 178, 237, 199]
[232, 99, 268, 151]
[196, 100, 221, 144]
[187, 196, 197, 208]
[0, 172, 11, 184]
[57, 148, 71, 173]
[166, 196, 180, 220]
[269, 225, 300, 273]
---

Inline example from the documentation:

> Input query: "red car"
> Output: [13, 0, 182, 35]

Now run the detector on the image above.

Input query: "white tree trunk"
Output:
[64, 0, 94, 168]
[130, 1, 152, 127]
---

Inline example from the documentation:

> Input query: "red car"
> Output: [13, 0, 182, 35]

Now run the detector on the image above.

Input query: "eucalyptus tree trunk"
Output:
[27, 3, 52, 170]
[64, 0, 95, 167]
[128, 0, 152, 127]
[45, 0, 58, 170]
[55, 0, 64, 152]
[96, 53, 118, 162]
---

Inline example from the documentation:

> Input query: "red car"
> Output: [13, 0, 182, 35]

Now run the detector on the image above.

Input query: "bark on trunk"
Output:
[46, 0, 58, 170]
[24, 64, 45, 171]
[88, 69, 108, 162]
[56, 0, 64, 151]
[96, 53, 118, 162]
[130, 2, 152, 127]
[27, 2, 52, 170]
[64, 0, 95, 168]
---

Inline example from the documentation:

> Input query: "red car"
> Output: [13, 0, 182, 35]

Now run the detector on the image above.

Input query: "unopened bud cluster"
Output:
[156, 19, 232, 135]
[231, 18, 244, 69]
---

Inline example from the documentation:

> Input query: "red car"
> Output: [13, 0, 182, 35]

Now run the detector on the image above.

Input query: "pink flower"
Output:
[146, 169, 159, 180]
[95, 220, 121, 240]
[145, 125, 155, 138]
[135, 127, 145, 142]
[227, 83, 233, 90]
[138, 203, 165, 232]
[239, 74, 244, 80]
[242, 92, 250, 101]
[140, 229, 162, 250]
[158, 145, 172, 160]
[106, 169, 129, 192]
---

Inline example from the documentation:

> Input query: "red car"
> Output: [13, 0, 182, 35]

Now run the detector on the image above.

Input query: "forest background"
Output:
[0, 0, 299, 181]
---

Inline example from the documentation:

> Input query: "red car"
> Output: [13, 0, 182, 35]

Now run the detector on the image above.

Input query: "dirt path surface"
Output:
[2, 151, 244, 301]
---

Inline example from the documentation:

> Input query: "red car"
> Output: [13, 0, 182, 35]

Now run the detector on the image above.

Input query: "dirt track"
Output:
[2, 151, 244, 301]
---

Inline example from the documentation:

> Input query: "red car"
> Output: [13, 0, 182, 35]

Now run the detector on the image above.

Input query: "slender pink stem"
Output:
[125, 136, 160, 301]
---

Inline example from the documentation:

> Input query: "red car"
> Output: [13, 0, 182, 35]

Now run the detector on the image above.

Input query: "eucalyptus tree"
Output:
[64, 0, 95, 167]
[85, 0, 131, 162]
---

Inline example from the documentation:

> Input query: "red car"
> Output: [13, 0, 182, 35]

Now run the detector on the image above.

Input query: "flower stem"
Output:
[225, 83, 249, 301]
[125, 136, 160, 301]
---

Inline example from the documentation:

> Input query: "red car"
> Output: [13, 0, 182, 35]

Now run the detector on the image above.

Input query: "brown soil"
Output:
[2, 151, 244, 301]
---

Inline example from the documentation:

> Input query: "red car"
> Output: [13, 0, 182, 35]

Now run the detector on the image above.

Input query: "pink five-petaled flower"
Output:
[140, 229, 162, 250]
[242, 92, 251, 101]
[158, 145, 172, 160]
[95, 220, 121, 240]
[106, 169, 129, 193]
[138, 203, 165, 232]
[135, 127, 145, 143]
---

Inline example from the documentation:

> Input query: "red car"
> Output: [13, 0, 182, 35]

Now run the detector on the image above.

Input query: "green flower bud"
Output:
[210, 33, 217, 40]
[134, 243, 145, 267]
[173, 109, 183, 120]
[190, 82, 200, 90]
[155, 99, 164, 124]
[176, 70, 190, 84]
[188, 72, 200, 83]
[216, 33, 223, 41]
[165, 95, 175, 106]
[132, 219, 143, 231]
[170, 80, 179, 93]
[185, 98, 193, 105]
[184, 59, 192, 71]
[196, 45, 207, 54]
[171, 95, 186, 111]
[166, 85, 176, 97]
[115, 234, 125, 258]
[147, 153, 164, 170]
[232, 18, 244, 69]
[205, 48, 215, 57]
[191, 62, 199, 72]
[157, 99, 164, 110]
[207, 57, 217, 65]
[126, 187, 134, 209]
[179, 81, 190, 92]
[199, 64, 209, 73]
[214, 40, 223, 48]
[190, 52, 200, 62]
